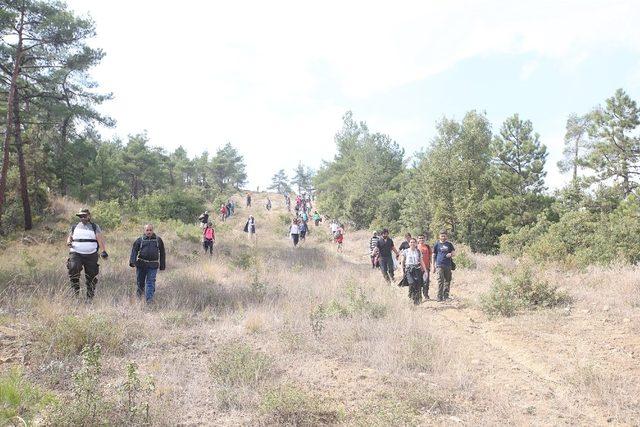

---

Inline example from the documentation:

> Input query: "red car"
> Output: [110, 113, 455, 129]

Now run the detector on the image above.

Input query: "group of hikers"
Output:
[66, 208, 165, 303]
[369, 229, 455, 305]
[65, 192, 454, 307]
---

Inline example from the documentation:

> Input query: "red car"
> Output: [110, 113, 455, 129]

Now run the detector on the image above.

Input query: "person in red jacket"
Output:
[220, 204, 228, 222]
[203, 222, 215, 255]
[417, 234, 432, 300]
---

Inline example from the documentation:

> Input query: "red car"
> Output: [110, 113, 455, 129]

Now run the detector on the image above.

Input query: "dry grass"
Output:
[0, 192, 639, 424]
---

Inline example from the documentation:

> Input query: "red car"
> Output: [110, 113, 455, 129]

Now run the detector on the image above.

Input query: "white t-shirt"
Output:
[290, 224, 300, 234]
[402, 248, 421, 266]
[330, 223, 338, 233]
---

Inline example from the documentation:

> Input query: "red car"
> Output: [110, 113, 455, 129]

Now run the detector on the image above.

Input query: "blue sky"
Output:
[65, 0, 640, 191]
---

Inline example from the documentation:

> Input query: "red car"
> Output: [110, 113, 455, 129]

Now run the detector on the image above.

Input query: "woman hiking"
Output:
[290, 219, 300, 247]
[400, 237, 427, 305]
[203, 222, 215, 255]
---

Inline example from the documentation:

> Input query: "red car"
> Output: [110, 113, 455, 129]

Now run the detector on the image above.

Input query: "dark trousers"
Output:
[67, 252, 99, 299]
[436, 266, 452, 300]
[423, 270, 430, 298]
[379, 256, 394, 282]
[136, 265, 158, 302]
[203, 239, 213, 254]
[406, 266, 424, 305]
[291, 234, 299, 246]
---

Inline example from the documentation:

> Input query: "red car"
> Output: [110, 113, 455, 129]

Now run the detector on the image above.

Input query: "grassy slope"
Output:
[0, 193, 639, 425]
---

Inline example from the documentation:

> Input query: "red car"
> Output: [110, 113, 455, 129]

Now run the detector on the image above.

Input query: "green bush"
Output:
[33, 314, 128, 359]
[481, 264, 568, 317]
[137, 188, 205, 223]
[92, 200, 122, 230]
[0, 369, 55, 425]
[453, 248, 477, 269]
[210, 342, 274, 387]
[260, 385, 340, 425]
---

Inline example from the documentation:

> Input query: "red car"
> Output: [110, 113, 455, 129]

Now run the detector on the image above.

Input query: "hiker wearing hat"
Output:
[129, 224, 166, 303]
[66, 208, 108, 299]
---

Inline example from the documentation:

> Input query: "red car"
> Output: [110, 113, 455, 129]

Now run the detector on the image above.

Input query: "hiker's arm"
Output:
[447, 244, 456, 258]
[420, 257, 427, 272]
[129, 239, 139, 267]
[159, 238, 166, 270]
[96, 232, 106, 253]
[66, 228, 73, 247]
[392, 246, 400, 257]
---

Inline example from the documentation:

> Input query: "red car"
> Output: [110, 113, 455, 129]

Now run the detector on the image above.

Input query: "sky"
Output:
[65, 0, 640, 191]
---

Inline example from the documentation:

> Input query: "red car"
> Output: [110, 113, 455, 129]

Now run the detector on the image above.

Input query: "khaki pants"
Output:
[436, 266, 452, 300]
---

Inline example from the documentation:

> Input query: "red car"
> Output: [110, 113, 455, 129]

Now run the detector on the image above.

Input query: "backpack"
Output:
[137, 236, 160, 262]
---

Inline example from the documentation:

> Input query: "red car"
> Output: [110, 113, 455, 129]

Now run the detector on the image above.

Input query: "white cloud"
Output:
[64, 0, 640, 188]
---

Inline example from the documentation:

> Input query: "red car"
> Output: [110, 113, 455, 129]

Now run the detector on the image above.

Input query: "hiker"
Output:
[246, 193, 252, 207]
[299, 220, 308, 243]
[417, 234, 432, 300]
[226, 201, 233, 218]
[369, 231, 380, 269]
[244, 215, 256, 242]
[398, 233, 412, 251]
[399, 237, 427, 305]
[334, 224, 344, 252]
[66, 208, 108, 299]
[203, 222, 215, 255]
[329, 219, 338, 236]
[313, 211, 321, 226]
[266, 198, 272, 211]
[432, 229, 456, 302]
[198, 211, 209, 228]
[129, 224, 166, 303]
[300, 210, 308, 223]
[376, 229, 400, 283]
[290, 219, 300, 247]
[230, 201, 235, 216]
[220, 204, 227, 222]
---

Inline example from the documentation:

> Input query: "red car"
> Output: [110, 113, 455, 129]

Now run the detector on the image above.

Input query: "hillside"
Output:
[1, 192, 639, 425]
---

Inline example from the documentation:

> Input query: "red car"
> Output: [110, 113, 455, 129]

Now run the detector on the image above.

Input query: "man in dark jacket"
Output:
[129, 224, 166, 303]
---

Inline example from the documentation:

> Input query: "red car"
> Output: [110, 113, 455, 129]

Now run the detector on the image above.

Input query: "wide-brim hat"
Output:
[75, 208, 91, 217]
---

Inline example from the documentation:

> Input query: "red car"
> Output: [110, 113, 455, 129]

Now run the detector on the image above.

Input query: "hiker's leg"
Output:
[444, 267, 452, 299]
[423, 270, 430, 299]
[83, 253, 99, 300]
[379, 257, 391, 282]
[145, 267, 158, 302]
[437, 267, 445, 301]
[67, 253, 83, 296]
[136, 266, 146, 298]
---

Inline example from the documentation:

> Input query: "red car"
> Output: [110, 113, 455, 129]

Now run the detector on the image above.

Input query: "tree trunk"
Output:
[14, 122, 33, 230]
[0, 9, 24, 228]
[58, 115, 72, 195]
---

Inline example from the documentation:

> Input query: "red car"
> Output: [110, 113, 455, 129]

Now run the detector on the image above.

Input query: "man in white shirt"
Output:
[66, 208, 108, 299]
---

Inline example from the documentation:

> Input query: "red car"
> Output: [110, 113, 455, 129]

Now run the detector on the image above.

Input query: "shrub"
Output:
[210, 342, 275, 409]
[210, 342, 274, 387]
[0, 369, 55, 425]
[453, 248, 477, 269]
[137, 188, 205, 223]
[481, 264, 568, 317]
[260, 385, 341, 425]
[92, 200, 122, 230]
[47, 344, 156, 426]
[32, 313, 128, 359]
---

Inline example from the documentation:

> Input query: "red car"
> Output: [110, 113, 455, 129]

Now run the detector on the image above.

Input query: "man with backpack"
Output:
[66, 208, 108, 300]
[129, 224, 166, 303]
[203, 222, 215, 255]
[432, 229, 456, 302]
